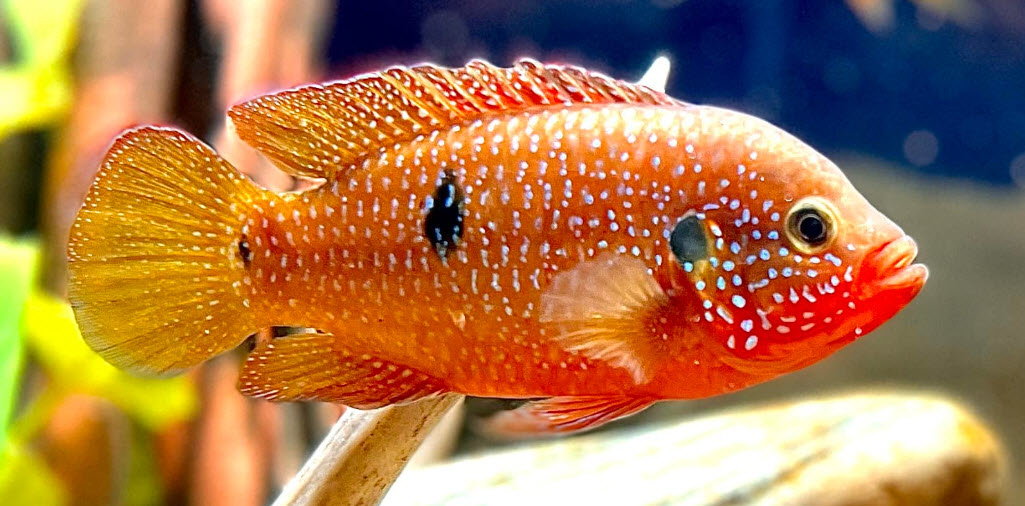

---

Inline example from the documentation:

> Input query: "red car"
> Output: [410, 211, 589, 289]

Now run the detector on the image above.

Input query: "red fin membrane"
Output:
[482, 396, 655, 436]
[238, 332, 447, 409]
[227, 59, 683, 180]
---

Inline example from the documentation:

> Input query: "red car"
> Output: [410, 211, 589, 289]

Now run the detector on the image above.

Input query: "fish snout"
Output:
[859, 235, 929, 300]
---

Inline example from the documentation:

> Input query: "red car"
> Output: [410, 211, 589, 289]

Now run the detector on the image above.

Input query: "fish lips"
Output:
[858, 235, 929, 301]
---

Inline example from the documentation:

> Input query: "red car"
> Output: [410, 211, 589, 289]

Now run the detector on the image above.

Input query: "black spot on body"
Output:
[424, 172, 465, 258]
[670, 215, 709, 266]
[238, 235, 253, 267]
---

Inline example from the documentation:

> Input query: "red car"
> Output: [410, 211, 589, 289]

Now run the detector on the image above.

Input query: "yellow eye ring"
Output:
[784, 197, 837, 254]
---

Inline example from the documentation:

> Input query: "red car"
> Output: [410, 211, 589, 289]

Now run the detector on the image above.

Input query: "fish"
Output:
[67, 59, 928, 435]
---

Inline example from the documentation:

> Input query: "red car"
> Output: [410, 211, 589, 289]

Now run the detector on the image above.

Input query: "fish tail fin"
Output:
[68, 126, 267, 375]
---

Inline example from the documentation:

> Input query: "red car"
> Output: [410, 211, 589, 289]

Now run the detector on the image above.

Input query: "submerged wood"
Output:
[384, 391, 1005, 506]
[274, 395, 464, 506]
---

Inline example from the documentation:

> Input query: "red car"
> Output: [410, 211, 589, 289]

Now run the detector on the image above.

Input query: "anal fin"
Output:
[482, 396, 655, 436]
[237, 332, 447, 409]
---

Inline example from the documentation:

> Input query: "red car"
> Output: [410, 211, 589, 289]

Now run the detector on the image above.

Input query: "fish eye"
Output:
[785, 197, 836, 254]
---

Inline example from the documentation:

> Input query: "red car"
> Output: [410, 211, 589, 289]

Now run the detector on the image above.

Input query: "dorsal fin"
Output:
[227, 58, 682, 180]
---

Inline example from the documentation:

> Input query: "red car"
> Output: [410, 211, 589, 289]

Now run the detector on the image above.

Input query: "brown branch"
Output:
[273, 395, 464, 506]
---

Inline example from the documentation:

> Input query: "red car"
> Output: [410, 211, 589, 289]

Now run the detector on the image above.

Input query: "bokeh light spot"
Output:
[1010, 153, 1025, 188]
[903, 130, 939, 167]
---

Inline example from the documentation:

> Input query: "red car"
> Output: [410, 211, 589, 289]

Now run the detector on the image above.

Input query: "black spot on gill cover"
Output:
[425, 171, 465, 258]
[670, 215, 709, 266]
[238, 235, 253, 267]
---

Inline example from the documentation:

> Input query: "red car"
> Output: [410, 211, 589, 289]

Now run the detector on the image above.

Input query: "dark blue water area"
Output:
[325, 0, 1025, 186]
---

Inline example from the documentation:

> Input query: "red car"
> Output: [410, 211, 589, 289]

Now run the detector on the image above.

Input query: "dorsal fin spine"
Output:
[466, 61, 516, 109]
[530, 63, 575, 104]
[438, 64, 495, 114]
[363, 80, 415, 139]
[378, 71, 443, 129]
[400, 68, 457, 124]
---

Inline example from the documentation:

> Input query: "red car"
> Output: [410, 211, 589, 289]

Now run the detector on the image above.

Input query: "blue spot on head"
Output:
[731, 294, 746, 308]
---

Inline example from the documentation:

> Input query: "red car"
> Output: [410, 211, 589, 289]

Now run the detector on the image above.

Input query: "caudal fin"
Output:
[68, 126, 265, 375]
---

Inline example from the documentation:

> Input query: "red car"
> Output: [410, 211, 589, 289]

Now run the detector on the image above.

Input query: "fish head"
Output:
[665, 109, 927, 378]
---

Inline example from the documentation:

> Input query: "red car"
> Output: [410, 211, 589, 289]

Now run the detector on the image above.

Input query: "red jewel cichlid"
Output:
[68, 59, 927, 434]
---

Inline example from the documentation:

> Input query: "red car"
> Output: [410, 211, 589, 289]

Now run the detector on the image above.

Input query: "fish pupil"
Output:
[670, 215, 709, 266]
[796, 211, 827, 245]
[238, 235, 253, 266]
[424, 172, 465, 258]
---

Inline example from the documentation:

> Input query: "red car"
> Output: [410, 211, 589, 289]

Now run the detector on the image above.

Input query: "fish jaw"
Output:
[827, 234, 929, 345]
[857, 235, 928, 303]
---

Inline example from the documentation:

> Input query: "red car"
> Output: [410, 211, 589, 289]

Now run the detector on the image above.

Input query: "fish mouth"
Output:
[860, 235, 929, 300]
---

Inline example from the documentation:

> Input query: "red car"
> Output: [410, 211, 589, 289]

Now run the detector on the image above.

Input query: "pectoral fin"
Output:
[482, 396, 655, 436]
[540, 253, 669, 383]
[238, 332, 447, 409]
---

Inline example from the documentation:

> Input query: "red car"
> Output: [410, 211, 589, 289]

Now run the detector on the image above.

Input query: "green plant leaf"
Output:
[2, 0, 84, 65]
[0, 66, 73, 139]
[22, 292, 198, 430]
[124, 426, 166, 506]
[0, 0, 84, 139]
[0, 441, 67, 506]
[0, 237, 39, 453]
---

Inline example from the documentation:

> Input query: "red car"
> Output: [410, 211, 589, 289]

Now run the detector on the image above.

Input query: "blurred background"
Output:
[0, 0, 1023, 504]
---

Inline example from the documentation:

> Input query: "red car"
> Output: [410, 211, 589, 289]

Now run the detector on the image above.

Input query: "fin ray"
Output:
[540, 253, 669, 383]
[68, 126, 266, 375]
[483, 396, 655, 435]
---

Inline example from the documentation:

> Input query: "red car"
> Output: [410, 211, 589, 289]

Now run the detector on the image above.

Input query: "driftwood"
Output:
[383, 391, 1005, 506]
[273, 395, 464, 506]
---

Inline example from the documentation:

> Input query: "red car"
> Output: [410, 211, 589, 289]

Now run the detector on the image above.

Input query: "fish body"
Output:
[68, 60, 927, 433]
